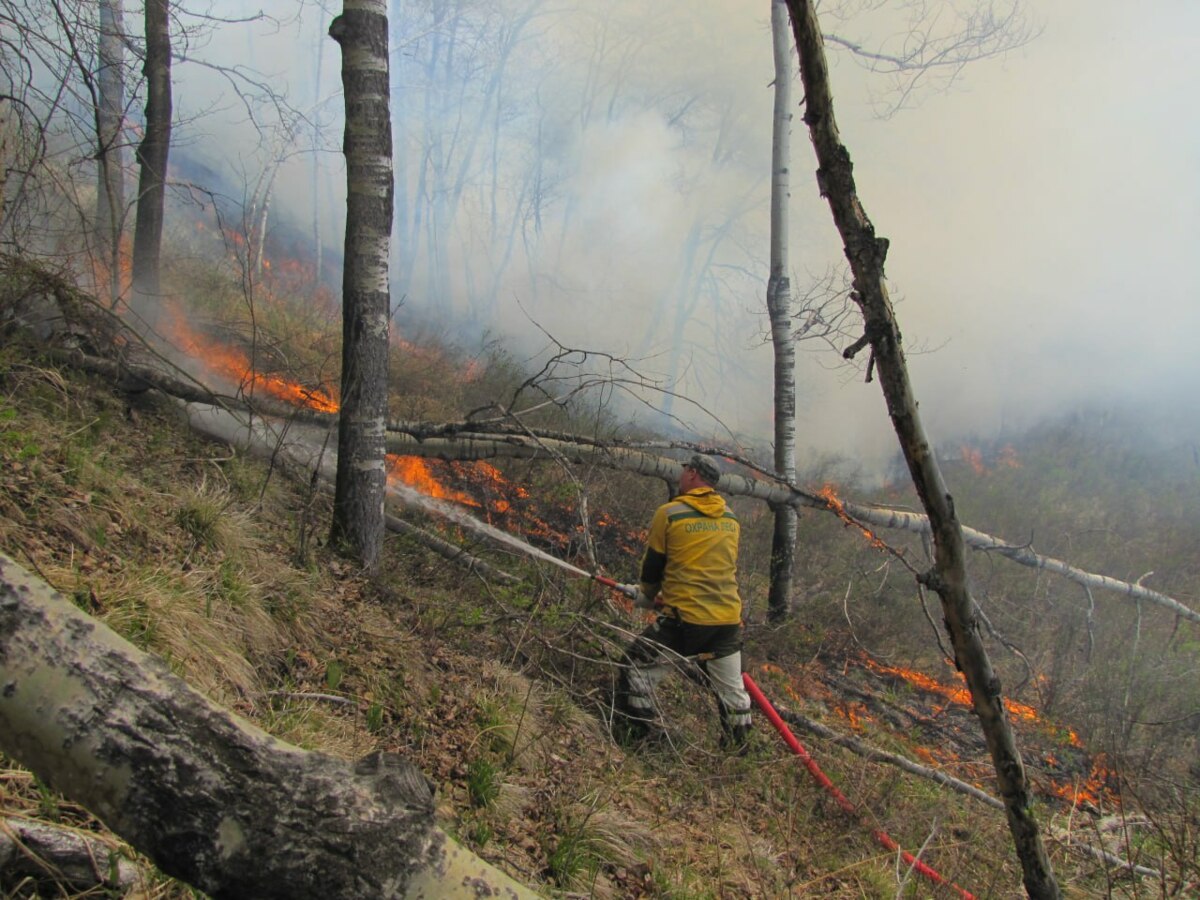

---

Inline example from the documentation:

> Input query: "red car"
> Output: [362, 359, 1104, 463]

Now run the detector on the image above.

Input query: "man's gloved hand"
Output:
[620, 584, 653, 609]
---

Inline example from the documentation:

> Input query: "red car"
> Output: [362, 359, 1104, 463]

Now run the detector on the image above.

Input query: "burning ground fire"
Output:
[152, 311, 1120, 808]
[161, 301, 339, 413]
[818, 483, 888, 551]
[861, 657, 1061, 734]
[156, 306, 642, 565]
[849, 655, 1116, 808]
[959, 443, 1021, 477]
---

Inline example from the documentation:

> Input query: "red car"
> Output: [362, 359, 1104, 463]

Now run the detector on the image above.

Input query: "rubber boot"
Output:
[720, 723, 751, 756]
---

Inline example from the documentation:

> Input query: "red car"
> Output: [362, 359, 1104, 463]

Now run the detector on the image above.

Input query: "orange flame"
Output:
[1049, 754, 1116, 807]
[864, 657, 1110, 804]
[157, 299, 646, 563]
[386, 455, 477, 506]
[959, 444, 1021, 475]
[960, 446, 986, 476]
[90, 234, 133, 301]
[162, 303, 339, 413]
[865, 658, 1050, 724]
[818, 483, 887, 551]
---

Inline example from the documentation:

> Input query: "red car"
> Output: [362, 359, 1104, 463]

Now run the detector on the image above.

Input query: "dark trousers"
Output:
[616, 616, 752, 740]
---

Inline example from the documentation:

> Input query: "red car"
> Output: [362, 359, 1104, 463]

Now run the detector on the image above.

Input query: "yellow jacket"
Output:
[638, 487, 742, 626]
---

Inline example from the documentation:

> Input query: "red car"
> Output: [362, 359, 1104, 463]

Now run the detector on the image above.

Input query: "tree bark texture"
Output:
[0, 554, 439, 899]
[783, 1, 1061, 896]
[767, 0, 798, 623]
[0, 816, 140, 893]
[95, 0, 126, 306]
[130, 0, 170, 302]
[330, 1, 393, 571]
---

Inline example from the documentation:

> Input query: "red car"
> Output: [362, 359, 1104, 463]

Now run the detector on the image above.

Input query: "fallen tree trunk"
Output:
[43, 348, 330, 425]
[0, 554, 536, 899]
[382, 432, 1200, 625]
[385, 514, 520, 584]
[0, 816, 140, 894]
[36, 348, 1200, 624]
[777, 709, 1004, 811]
[182, 404, 523, 585]
[773, 711, 1164, 883]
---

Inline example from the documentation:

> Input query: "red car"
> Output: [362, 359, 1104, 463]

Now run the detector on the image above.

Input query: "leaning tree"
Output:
[784, 0, 1060, 894]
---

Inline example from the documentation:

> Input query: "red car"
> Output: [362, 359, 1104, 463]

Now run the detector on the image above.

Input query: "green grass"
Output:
[466, 757, 501, 809]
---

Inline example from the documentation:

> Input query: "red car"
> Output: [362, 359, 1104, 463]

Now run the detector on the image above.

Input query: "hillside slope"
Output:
[0, 327, 1187, 897]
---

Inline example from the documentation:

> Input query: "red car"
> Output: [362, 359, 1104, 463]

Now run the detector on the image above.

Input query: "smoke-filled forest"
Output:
[1, 0, 1198, 897]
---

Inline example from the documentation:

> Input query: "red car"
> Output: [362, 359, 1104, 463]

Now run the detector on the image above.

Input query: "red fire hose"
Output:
[743, 673, 976, 900]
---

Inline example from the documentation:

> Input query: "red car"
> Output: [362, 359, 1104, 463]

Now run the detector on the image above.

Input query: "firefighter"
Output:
[617, 453, 753, 752]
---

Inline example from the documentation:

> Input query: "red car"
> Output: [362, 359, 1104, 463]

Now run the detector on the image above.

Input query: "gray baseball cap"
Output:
[686, 453, 721, 486]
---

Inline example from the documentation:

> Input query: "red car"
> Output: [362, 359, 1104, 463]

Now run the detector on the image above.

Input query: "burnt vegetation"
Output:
[1, 248, 1198, 897]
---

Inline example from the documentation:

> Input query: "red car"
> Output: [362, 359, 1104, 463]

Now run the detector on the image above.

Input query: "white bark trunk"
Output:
[767, 0, 798, 622]
[95, 0, 126, 306]
[0, 816, 139, 893]
[330, 0, 394, 570]
[0, 554, 435, 897]
[38, 346, 1200, 626]
[0, 554, 537, 898]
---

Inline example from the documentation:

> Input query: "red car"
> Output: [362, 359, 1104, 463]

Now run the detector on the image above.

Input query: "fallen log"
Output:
[0, 553, 536, 899]
[773, 711, 1165, 883]
[0, 815, 140, 894]
[382, 432, 1200, 625]
[776, 709, 1004, 811]
[35, 348, 1200, 625]
[385, 514, 520, 584]
[1049, 827, 1162, 882]
[181, 403, 522, 584]
[42, 347, 329, 424]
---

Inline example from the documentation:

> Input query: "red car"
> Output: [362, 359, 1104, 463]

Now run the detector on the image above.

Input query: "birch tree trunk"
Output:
[95, 0, 125, 306]
[0, 554, 434, 897]
[130, 0, 171, 303]
[312, 16, 327, 284]
[0, 554, 537, 898]
[783, 1, 1061, 895]
[766, 0, 798, 623]
[329, 0, 393, 571]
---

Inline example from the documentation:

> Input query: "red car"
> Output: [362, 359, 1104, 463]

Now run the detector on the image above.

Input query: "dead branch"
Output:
[382, 432, 1200, 626]
[0, 815, 140, 894]
[784, 0, 1058, 891]
[181, 403, 520, 585]
[776, 709, 1005, 811]
[1046, 825, 1163, 882]
[385, 514, 520, 584]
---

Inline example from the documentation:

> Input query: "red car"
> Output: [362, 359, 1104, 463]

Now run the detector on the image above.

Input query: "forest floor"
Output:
[0, 330, 1182, 898]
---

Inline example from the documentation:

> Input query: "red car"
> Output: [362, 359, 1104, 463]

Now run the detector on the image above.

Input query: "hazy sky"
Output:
[830, 0, 1200, 468]
[184, 0, 1200, 475]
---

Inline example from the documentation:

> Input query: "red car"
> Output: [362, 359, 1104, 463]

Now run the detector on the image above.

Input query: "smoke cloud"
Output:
[176, 0, 1200, 476]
